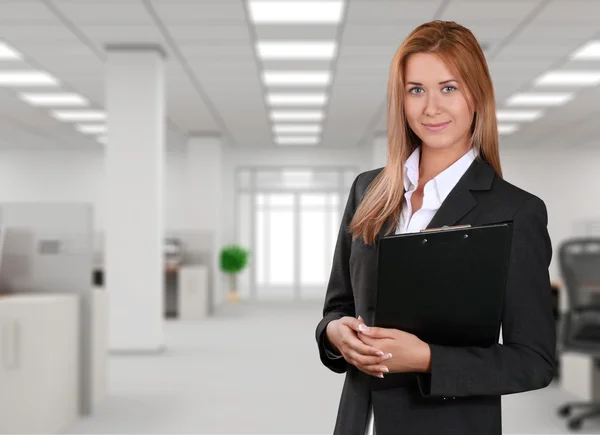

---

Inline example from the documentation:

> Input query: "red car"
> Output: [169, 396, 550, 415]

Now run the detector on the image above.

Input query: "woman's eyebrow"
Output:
[405, 79, 457, 86]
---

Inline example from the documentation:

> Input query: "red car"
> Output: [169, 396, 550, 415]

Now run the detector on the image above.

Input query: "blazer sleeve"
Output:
[315, 175, 360, 374]
[418, 196, 556, 398]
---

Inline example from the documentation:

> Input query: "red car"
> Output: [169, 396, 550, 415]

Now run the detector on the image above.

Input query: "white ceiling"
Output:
[0, 0, 599, 150]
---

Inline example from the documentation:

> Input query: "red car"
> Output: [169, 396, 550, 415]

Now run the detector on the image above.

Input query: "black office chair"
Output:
[557, 238, 600, 431]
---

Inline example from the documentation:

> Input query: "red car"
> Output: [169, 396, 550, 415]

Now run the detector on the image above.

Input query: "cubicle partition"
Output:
[0, 202, 96, 418]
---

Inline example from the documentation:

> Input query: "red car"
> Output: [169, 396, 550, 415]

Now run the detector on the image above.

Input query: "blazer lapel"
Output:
[426, 158, 495, 229]
[374, 158, 496, 238]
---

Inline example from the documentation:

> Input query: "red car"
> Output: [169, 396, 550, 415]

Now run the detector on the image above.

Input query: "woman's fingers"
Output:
[341, 330, 386, 357]
[347, 349, 390, 367]
[357, 364, 389, 378]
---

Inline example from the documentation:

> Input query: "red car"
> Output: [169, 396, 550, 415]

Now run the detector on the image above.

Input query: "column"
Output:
[372, 134, 388, 169]
[105, 45, 166, 352]
[186, 135, 224, 312]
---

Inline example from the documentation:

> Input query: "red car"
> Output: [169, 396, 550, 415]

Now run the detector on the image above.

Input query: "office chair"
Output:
[557, 239, 600, 431]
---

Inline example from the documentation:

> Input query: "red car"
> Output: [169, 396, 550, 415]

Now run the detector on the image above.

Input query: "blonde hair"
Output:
[349, 20, 502, 245]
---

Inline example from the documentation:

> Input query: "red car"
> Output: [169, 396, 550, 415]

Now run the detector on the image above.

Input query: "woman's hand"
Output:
[326, 316, 393, 378]
[357, 324, 432, 374]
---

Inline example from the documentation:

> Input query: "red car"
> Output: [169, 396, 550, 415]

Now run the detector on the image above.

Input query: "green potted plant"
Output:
[219, 244, 249, 303]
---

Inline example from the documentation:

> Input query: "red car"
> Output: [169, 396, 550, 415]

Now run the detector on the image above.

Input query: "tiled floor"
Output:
[64, 301, 600, 434]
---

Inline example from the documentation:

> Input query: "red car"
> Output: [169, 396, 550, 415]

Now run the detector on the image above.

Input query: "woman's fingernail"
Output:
[376, 351, 385, 356]
[382, 367, 389, 373]
[358, 324, 369, 332]
[378, 373, 384, 378]
[385, 353, 393, 359]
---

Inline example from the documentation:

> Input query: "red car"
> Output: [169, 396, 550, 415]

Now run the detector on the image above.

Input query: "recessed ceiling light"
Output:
[263, 71, 331, 87]
[248, 1, 344, 24]
[51, 110, 106, 121]
[0, 71, 58, 86]
[20, 92, 89, 107]
[497, 124, 519, 135]
[0, 42, 22, 60]
[273, 124, 322, 134]
[506, 92, 574, 107]
[76, 124, 107, 134]
[275, 136, 320, 145]
[572, 41, 600, 60]
[267, 93, 328, 106]
[257, 41, 337, 60]
[496, 110, 543, 122]
[270, 110, 324, 121]
[534, 71, 600, 86]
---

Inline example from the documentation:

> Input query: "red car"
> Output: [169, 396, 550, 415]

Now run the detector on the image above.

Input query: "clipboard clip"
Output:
[420, 224, 472, 233]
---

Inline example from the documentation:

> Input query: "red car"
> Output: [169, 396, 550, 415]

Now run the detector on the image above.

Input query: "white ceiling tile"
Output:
[179, 44, 253, 57]
[493, 42, 585, 59]
[346, 0, 444, 25]
[441, 0, 543, 22]
[152, 1, 247, 23]
[53, 2, 154, 24]
[515, 22, 599, 42]
[0, 1, 58, 23]
[78, 24, 164, 43]
[342, 25, 416, 45]
[534, 1, 600, 22]
[0, 24, 77, 41]
[167, 25, 249, 43]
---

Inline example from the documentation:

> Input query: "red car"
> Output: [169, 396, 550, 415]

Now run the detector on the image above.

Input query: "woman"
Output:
[315, 20, 556, 435]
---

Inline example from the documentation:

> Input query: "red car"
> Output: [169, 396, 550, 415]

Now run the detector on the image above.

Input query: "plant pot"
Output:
[227, 290, 240, 303]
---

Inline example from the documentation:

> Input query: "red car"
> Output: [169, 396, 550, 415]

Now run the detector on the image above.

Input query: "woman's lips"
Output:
[423, 121, 450, 132]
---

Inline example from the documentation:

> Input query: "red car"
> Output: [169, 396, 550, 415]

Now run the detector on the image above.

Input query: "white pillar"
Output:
[372, 135, 388, 169]
[186, 136, 224, 311]
[105, 45, 165, 352]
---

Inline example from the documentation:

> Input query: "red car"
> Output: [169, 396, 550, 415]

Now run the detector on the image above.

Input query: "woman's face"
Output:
[403, 52, 474, 152]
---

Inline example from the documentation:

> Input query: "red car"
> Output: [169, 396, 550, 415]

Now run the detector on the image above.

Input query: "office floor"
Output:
[64, 300, 600, 434]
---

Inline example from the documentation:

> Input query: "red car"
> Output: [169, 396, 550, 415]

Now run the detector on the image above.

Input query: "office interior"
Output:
[0, 0, 600, 434]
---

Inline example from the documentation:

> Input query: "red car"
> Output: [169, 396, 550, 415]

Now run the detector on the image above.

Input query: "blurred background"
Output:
[0, 0, 599, 434]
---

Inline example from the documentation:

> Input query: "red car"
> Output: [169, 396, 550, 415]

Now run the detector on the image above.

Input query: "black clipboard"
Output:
[375, 222, 513, 348]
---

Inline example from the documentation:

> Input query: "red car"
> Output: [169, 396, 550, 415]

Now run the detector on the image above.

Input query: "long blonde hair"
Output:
[350, 20, 502, 245]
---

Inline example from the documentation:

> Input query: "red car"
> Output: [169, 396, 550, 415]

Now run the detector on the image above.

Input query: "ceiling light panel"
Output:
[51, 110, 106, 121]
[20, 92, 89, 107]
[76, 124, 107, 134]
[273, 124, 322, 134]
[257, 41, 337, 60]
[249, 1, 344, 24]
[497, 124, 519, 135]
[275, 136, 320, 145]
[496, 110, 543, 122]
[270, 110, 324, 121]
[572, 41, 600, 60]
[0, 41, 22, 60]
[0, 71, 58, 86]
[263, 71, 331, 86]
[534, 71, 600, 86]
[506, 92, 574, 106]
[267, 93, 328, 106]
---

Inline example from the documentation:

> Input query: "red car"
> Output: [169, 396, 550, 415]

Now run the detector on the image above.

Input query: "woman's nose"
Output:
[424, 94, 442, 116]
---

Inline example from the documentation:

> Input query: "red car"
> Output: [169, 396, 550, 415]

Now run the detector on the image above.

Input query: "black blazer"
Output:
[315, 158, 556, 435]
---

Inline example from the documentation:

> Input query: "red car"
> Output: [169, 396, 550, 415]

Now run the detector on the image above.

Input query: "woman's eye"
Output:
[409, 87, 424, 94]
[443, 86, 456, 92]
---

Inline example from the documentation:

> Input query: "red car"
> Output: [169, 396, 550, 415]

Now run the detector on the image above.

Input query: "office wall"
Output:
[0, 148, 191, 231]
[499, 145, 600, 281]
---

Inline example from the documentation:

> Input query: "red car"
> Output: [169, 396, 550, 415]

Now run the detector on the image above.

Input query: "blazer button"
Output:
[442, 397, 447, 401]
